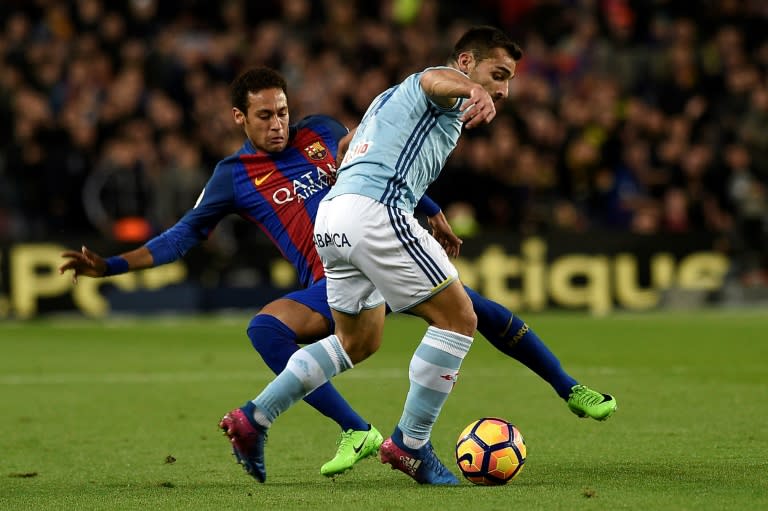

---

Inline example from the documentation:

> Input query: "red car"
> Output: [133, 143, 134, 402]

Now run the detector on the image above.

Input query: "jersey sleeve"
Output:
[416, 66, 464, 112]
[145, 162, 237, 265]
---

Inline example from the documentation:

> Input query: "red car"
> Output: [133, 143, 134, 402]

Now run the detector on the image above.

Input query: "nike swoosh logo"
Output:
[253, 169, 276, 186]
[353, 431, 370, 453]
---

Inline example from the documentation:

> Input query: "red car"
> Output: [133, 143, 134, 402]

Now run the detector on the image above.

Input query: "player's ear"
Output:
[457, 52, 475, 75]
[232, 107, 245, 125]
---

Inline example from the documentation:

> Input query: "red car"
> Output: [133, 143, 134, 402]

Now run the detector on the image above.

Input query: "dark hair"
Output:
[451, 26, 523, 63]
[230, 67, 287, 113]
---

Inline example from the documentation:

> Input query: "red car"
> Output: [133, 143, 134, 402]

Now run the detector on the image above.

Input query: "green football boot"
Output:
[567, 384, 617, 421]
[320, 425, 384, 477]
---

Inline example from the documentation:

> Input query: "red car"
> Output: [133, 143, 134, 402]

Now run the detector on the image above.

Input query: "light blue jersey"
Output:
[325, 66, 465, 213]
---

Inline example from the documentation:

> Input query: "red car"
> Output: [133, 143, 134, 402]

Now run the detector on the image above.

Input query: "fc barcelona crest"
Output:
[304, 141, 327, 160]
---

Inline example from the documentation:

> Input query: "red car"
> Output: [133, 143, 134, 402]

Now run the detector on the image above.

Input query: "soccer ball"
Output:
[455, 417, 526, 485]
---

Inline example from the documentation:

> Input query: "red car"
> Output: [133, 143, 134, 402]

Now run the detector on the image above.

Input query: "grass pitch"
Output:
[1, 310, 767, 510]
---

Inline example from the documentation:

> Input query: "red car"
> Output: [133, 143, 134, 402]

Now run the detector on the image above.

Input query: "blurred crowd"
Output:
[1, 0, 767, 282]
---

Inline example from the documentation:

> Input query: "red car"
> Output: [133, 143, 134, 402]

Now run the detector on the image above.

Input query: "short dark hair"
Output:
[230, 67, 287, 113]
[451, 26, 523, 63]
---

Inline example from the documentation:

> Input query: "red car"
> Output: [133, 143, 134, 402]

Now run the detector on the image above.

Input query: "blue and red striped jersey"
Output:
[147, 115, 347, 288]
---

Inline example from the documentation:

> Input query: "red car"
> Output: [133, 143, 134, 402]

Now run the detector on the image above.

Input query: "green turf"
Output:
[1, 311, 767, 510]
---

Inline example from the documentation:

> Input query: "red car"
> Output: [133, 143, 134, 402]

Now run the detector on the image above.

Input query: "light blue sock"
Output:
[398, 326, 473, 448]
[251, 335, 352, 426]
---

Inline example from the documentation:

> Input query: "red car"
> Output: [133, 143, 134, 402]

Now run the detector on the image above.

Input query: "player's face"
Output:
[465, 47, 516, 103]
[234, 88, 290, 152]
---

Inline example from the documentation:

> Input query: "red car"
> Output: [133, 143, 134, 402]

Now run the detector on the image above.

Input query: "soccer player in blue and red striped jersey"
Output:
[60, 66, 615, 484]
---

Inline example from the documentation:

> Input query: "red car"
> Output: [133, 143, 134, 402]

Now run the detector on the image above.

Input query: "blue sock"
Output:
[247, 315, 367, 431]
[465, 287, 578, 399]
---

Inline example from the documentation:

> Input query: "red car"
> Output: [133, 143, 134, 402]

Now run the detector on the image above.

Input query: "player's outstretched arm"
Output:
[59, 245, 154, 284]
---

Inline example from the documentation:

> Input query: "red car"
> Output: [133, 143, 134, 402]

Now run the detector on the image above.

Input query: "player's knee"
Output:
[430, 307, 476, 337]
[337, 332, 381, 364]
[246, 314, 269, 344]
[247, 313, 293, 351]
[455, 307, 477, 336]
[247, 316, 263, 349]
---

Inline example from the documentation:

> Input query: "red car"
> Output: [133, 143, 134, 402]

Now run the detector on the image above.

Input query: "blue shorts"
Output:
[283, 279, 335, 329]
[282, 278, 395, 330]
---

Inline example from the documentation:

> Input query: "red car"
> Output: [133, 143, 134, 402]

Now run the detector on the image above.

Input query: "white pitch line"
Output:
[0, 366, 627, 385]
[0, 368, 408, 385]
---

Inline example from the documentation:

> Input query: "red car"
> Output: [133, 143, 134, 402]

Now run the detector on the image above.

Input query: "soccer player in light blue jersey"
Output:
[218, 26, 608, 486]
[310, 29, 517, 484]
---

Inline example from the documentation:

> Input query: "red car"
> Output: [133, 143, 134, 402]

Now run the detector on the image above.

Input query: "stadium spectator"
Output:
[1, 0, 766, 280]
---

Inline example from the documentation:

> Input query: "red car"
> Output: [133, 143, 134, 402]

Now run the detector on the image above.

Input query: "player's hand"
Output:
[59, 245, 107, 284]
[461, 85, 496, 129]
[428, 211, 463, 258]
